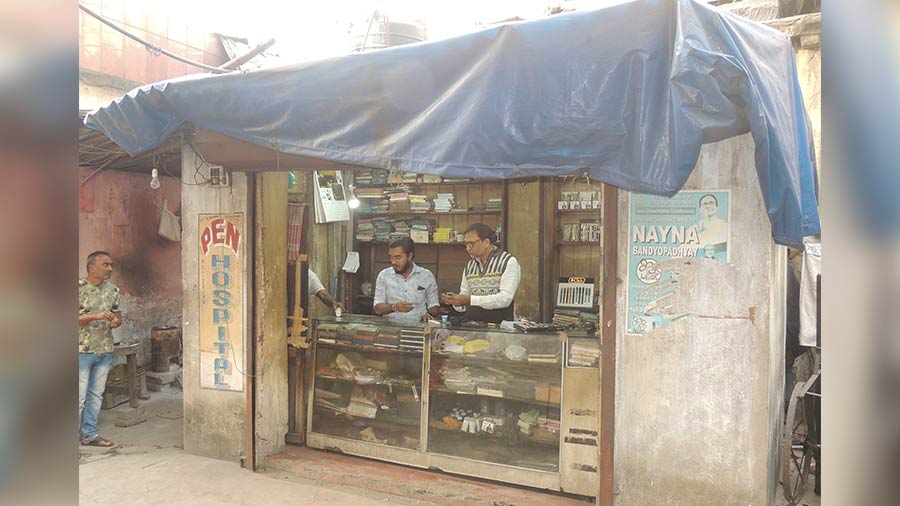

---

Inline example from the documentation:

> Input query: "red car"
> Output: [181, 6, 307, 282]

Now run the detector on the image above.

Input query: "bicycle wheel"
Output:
[782, 382, 813, 504]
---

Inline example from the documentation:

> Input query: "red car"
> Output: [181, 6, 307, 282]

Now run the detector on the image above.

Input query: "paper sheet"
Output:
[342, 251, 360, 273]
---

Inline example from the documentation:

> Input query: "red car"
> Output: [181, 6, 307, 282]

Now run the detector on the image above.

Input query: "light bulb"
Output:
[347, 184, 360, 209]
[150, 168, 161, 190]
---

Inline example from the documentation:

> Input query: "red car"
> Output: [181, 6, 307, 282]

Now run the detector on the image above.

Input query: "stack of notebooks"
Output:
[374, 219, 392, 242]
[335, 326, 355, 344]
[399, 329, 425, 351]
[568, 341, 600, 367]
[352, 325, 378, 346]
[433, 227, 453, 243]
[356, 187, 386, 200]
[374, 329, 400, 349]
[442, 177, 472, 183]
[355, 169, 387, 185]
[410, 219, 432, 244]
[552, 308, 599, 327]
[387, 189, 410, 213]
[409, 193, 430, 212]
[401, 172, 419, 183]
[433, 193, 454, 212]
[486, 197, 503, 211]
[389, 219, 410, 241]
[422, 174, 443, 183]
[316, 323, 340, 343]
[355, 219, 375, 242]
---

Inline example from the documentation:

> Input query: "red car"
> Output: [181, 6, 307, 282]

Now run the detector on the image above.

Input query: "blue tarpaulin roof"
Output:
[84, 0, 819, 247]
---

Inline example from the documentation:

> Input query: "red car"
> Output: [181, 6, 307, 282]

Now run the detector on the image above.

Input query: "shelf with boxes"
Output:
[351, 170, 508, 313]
[543, 177, 604, 329]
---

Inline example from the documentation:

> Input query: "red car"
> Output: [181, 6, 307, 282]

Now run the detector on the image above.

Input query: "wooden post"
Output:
[598, 184, 618, 506]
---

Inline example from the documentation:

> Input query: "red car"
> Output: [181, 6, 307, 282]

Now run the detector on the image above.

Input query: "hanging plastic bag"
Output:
[158, 199, 181, 241]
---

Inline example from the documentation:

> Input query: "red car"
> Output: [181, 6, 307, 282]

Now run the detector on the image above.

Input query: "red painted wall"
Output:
[80, 168, 182, 365]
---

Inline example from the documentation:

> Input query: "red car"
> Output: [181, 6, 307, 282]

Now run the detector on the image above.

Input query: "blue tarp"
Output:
[84, 0, 819, 247]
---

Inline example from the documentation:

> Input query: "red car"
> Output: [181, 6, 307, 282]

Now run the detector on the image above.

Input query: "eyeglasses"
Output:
[464, 240, 484, 247]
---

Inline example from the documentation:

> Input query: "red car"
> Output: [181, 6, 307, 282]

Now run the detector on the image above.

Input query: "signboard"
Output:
[626, 190, 730, 335]
[199, 213, 244, 391]
[313, 170, 350, 223]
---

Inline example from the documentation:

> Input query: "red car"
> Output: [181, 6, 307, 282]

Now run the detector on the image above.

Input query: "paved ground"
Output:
[80, 389, 821, 506]
[79, 390, 433, 505]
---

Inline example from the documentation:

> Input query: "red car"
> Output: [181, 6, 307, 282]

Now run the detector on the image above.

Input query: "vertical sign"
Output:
[199, 213, 244, 391]
[626, 190, 730, 335]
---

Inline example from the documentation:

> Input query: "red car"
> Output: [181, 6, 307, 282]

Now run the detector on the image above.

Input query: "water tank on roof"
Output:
[349, 12, 426, 52]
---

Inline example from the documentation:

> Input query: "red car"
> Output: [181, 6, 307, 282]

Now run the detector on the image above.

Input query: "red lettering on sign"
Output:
[201, 218, 241, 255]
[200, 227, 212, 255]
[226, 221, 240, 254]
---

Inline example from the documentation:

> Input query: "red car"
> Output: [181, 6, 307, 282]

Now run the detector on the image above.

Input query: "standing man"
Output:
[308, 269, 343, 313]
[373, 237, 440, 325]
[78, 251, 122, 447]
[441, 223, 521, 323]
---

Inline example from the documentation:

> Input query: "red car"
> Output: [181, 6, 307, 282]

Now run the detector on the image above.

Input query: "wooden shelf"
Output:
[430, 386, 561, 408]
[555, 241, 602, 246]
[355, 211, 502, 216]
[316, 374, 420, 389]
[430, 352, 561, 368]
[316, 340, 423, 355]
[357, 241, 466, 246]
[555, 208, 601, 214]
[355, 180, 503, 188]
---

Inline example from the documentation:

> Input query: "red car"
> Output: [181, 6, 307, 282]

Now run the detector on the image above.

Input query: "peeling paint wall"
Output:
[181, 145, 248, 462]
[614, 134, 786, 505]
[79, 168, 182, 366]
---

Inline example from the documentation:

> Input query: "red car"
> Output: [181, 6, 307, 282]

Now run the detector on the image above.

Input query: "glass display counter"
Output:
[306, 315, 597, 495]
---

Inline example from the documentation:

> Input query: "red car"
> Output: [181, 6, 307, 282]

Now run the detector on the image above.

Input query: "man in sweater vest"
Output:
[440, 223, 521, 323]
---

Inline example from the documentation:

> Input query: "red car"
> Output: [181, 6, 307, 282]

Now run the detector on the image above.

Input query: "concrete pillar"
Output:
[613, 133, 787, 505]
[181, 144, 249, 462]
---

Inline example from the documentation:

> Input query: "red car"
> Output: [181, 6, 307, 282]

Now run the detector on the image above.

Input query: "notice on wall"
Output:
[199, 213, 245, 391]
[313, 170, 350, 223]
[626, 190, 730, 335]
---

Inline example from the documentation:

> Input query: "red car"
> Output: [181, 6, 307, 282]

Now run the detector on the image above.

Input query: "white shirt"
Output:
[454, 254, 521, 312]
[308, 270, 326, 298]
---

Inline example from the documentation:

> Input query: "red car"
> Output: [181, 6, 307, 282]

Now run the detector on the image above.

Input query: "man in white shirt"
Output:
[373, 237, 440, 325]
[308, 269, 343, 313]
[440, 223, 521, 323]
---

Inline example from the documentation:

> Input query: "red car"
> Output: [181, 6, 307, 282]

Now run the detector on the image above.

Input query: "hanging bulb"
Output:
[347, 184, 360, 209]
[150, 168, 161, 190]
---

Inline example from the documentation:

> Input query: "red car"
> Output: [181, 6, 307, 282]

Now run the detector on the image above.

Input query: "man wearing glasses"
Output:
[440, 223, 521, 323]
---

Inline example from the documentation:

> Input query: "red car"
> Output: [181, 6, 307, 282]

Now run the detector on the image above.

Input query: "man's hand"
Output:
[97, 311, 116, 322]
[393, 302, 413, 313]
[332, 302, 344, 312]
[441, 293, 470, 306]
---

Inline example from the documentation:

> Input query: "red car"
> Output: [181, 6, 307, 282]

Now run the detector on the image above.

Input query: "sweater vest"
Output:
[463, 248, 514, 323]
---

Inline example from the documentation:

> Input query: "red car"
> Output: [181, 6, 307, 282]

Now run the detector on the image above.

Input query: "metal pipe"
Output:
[78, 3, 232, 74]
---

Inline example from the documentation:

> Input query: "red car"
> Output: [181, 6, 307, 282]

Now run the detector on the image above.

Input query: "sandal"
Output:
[80, 436, 114, 447]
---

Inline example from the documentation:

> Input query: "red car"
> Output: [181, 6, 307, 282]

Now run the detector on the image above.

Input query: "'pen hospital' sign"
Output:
[199, 214, 244, 391]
